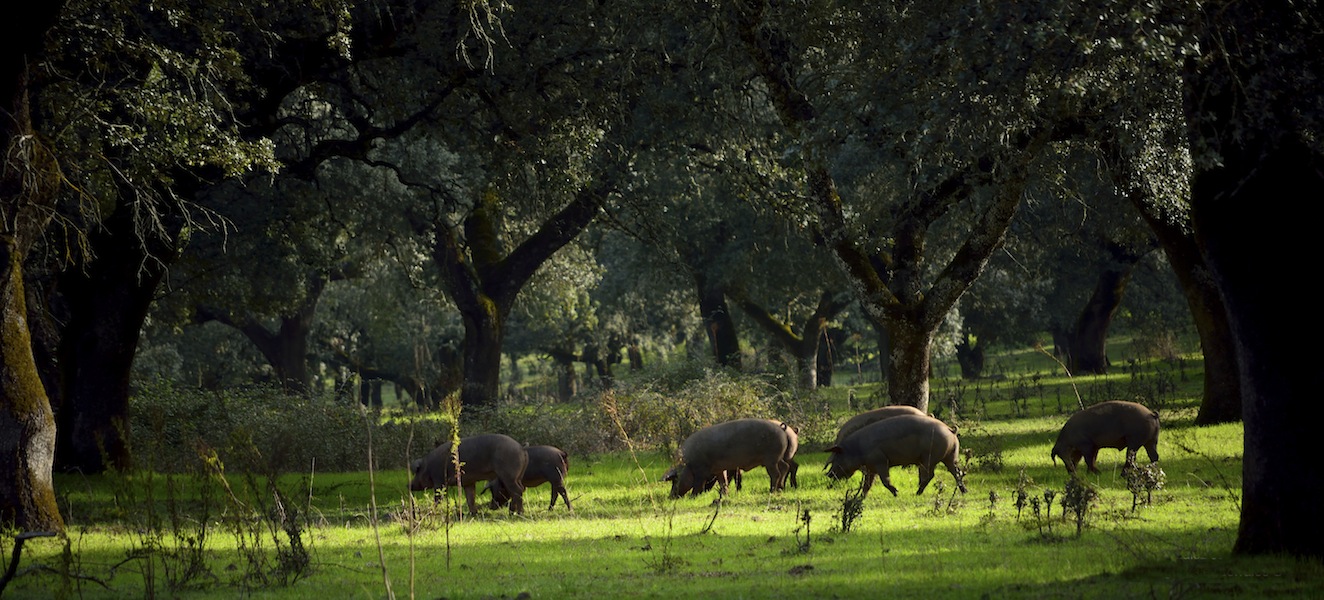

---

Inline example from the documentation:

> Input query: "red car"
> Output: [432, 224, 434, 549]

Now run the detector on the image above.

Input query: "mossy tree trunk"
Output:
[0, 1, 66, 529]
[735, 291, 850, 390]
[431, 178, 610, 407]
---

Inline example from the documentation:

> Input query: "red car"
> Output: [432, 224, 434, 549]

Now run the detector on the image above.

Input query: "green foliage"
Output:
[129, 382, 438, 473]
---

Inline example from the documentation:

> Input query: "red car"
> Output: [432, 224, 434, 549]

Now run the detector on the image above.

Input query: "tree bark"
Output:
[54, 197, 176, 473]
[1064, 246, 1145, 375]
[0, 1, 66, 530]
[696, 275, 742, 369]
[430, 172, 611, 406]
[735, 291, 849, 390]
[955, 334, 985, 379]
[1185, 1, 1324, 557]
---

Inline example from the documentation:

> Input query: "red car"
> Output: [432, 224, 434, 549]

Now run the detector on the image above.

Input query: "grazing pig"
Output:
[1051, 400, 1160, 475]
[488, 445, 572, 511]
[671, 420, 799, 493]
[665, 418, 792, 498]
[825, 414, 967, 498]
[833, 405, 927, 446]
[409, 434, 529, 515]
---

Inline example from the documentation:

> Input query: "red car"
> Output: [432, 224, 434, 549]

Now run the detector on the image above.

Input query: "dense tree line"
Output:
[2, 0, 1320, 558]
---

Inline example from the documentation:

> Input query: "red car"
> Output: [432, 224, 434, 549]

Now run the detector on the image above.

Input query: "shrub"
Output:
[130, 381, 440, 474]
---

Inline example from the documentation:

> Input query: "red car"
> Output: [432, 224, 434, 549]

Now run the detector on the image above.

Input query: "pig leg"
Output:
[872, 462, 899, 497]
[915, 464, 935, 495]
[857, 467, 875, 499]
[487, 479, 506, 510]
[944, 455, 967, 493]
[1124, 447, 1140, 469]
[689, 464, 716, 497]
[552, 479, 571, 511]
[1083, 446, 1101, 474]
[1064, 449, 1083, 475]
[860, 470, 878, 492]
[787, 459, 799, 489]
[766, 460, 786, 493]
[500, 476, 525, 514]
[463, 485, 479, 514]
[1144, 441, 1159, 464]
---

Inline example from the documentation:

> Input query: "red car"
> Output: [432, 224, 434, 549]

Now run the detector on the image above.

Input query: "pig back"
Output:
[523, 445, 569, 484]
[843, 414, 959, 464]
[451, 434, 528, 485]
[1061, 400, 1159, 446]
[682, 418, 789, 472]
[835, 405, 927, 445]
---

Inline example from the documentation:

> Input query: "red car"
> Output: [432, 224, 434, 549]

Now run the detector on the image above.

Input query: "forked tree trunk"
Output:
[883, 320, 934, 413]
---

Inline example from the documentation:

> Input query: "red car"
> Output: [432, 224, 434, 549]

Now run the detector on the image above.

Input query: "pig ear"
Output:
[827, 446, 843, 454]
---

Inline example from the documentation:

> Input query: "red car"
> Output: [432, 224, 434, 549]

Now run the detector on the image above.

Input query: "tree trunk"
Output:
[1195, 139, 1324, 556]
[734, 291, 848, 390]
[507, 351, 523, 384]
[582, 344, 613, 388]
[872, 321, 891, 383]
[1066, 263, 1136, 375]
[548, 348, 578, 402]
[955, 334, 985, 379]
[1127, 177, 1241, 424]
[428, 171, 610, 407]
[696, 276, 741, 368]
[816, 327, 843, 387]
[459, 303, 506, 407]
[1185, 1, 1324, 557]
[1, 250, 65, 531]
[628, 344, 644, 370]
[1, 3, 67, 530]
[54, 203, 174, 473]
[885, 320, 934, 413]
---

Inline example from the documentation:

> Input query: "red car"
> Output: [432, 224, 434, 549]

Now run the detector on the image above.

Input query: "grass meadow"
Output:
[4, 346, 1323, 599]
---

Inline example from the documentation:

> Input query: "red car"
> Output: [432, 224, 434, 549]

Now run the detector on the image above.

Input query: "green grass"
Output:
[5, 348, 1321, 599]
